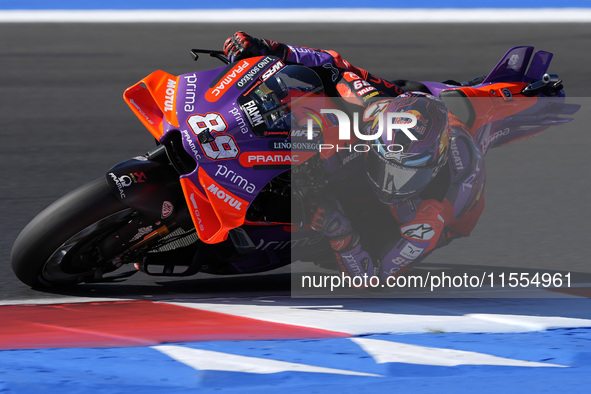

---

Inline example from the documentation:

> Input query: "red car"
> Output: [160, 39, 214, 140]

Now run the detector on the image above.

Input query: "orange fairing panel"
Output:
[180, 168, 248, 244]
[123, 70, 180, 140]
[455, 82, 536, 135]
[180, 177, 220, 243]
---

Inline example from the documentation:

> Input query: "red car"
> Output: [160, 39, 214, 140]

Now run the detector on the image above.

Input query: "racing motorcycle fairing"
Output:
[125, 56, 327, 244]
[423, 46, 576, 150]
[481, 46, 535, 84]
[439, 85, 535, 134]
[480, 46, 553, 84]
[123, 70, 180, 140]
[179, 168, 249, 244]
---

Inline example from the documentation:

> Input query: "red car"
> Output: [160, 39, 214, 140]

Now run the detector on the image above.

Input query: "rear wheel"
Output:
[11, 178, 136, 287]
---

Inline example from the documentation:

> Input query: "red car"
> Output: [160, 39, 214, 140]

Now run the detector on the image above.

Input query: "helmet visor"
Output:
[365, 151, 437, 203]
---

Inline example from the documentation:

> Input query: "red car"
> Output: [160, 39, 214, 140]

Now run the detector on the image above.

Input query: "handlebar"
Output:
[190, 48, 229, 64]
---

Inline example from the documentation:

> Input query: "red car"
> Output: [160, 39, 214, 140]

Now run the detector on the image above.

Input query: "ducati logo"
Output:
[161, 201, 174, 219]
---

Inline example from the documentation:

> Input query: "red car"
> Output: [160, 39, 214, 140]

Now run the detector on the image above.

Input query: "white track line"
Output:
[1, 9, 591, 23]
[154, 345, 383, 376]
[169, 301, 591, 335]
[351, 337, 567, 367]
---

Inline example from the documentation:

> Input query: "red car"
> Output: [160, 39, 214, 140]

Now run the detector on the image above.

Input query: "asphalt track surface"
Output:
[1, 23, 590, 302]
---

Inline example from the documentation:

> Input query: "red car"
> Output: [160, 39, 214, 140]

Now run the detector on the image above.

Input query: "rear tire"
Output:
[11, 178, 132, 288]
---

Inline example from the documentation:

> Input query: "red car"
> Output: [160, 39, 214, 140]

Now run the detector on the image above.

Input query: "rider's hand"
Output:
[223, 31, 271, 62]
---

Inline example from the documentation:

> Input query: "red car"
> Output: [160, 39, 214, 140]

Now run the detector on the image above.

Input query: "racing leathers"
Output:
[224, 32, 486, 281]
[311, 113, 486, 280]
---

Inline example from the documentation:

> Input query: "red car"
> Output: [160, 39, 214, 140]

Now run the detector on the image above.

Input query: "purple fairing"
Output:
[422, 46, 578, 156]
[422, 46, 553, 98]
[160, 56, 295, 204]
[151, 56, 333, 274]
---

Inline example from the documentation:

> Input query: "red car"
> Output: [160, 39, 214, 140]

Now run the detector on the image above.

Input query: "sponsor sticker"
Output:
[205, 59, 254, 102]
[401, 223, 435, 240]
[161, 201, 174, 219]
[400, 242, 424, 260]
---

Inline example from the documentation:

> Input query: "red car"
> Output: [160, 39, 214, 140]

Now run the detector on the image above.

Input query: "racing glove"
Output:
[223, 31, 287, 62]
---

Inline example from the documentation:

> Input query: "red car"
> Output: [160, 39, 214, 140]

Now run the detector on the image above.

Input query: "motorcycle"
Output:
[10, 46, 578, 288]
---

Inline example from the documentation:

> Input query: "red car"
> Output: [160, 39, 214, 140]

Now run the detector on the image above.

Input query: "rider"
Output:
[223, 31, 486, 282]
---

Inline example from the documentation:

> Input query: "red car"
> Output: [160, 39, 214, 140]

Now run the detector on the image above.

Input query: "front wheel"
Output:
[11, 178, 135, 288]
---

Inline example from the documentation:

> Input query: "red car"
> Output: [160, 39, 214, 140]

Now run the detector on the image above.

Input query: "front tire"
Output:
[11, 178, 132, 288]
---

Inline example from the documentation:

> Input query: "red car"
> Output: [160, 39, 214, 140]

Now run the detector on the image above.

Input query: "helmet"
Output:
[365, 92, 451, 204]
[239, 65, 324, 136]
